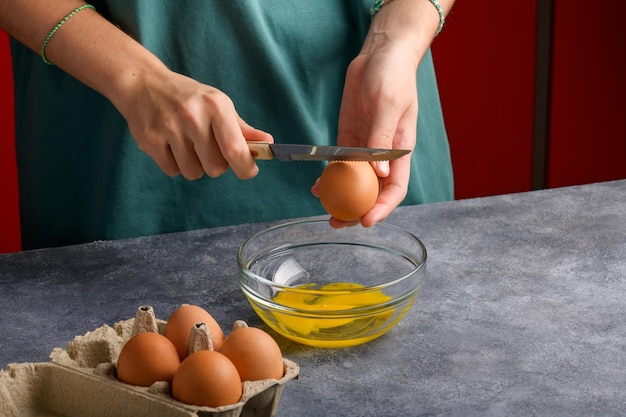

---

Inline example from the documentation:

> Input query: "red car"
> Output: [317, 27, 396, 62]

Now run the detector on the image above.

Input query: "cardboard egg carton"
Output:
[0, 317, 299, 417]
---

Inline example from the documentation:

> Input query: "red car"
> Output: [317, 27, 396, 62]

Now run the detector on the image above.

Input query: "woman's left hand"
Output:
[312, 38, 418, 228]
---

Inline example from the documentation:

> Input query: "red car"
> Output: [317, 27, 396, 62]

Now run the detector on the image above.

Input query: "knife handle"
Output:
[247, 142, 274, 160]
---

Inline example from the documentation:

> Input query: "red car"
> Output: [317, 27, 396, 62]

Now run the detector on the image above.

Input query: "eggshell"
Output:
[164, 305, 224, 359]
[220, 326, 284, 381]
[116, 332, 180, 387]
[171, 350, 243, 407]
[318, 161, 379, 221]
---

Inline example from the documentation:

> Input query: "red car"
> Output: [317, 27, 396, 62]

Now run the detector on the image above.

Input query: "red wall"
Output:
[432, 2, 537, 200]
[433, 1, 626, 198]
[548, 0, 626, 187]
[0, 29, 21, 253]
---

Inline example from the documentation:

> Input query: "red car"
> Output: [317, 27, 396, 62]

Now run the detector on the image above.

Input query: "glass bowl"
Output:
[237, 219, 427, 348]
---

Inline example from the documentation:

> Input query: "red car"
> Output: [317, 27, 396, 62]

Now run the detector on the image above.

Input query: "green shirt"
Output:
[12, 1, 453, 250]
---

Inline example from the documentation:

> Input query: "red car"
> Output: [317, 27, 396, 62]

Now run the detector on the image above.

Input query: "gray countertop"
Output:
[1, 180, 625, 416]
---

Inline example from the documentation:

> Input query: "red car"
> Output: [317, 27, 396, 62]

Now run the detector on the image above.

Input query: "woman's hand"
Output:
[312, 39, 418, 228]
[120, 70, 273, 180]
[1, 0, 273, 181]
[311, 0, 454, 228]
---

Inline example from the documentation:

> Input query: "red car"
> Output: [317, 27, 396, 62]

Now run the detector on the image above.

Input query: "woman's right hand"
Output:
[118, 69, 273, 180]
[1, 0, 272, 181]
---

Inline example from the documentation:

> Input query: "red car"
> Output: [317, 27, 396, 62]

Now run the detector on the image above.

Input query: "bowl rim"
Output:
[237, 218, 427, 295]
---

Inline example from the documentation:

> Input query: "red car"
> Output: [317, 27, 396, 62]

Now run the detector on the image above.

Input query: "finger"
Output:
[237, 119, 275, 178]
[194, 124, 229, 178]
[212, 113, 260, 180]
[310, 177, 320, 198]
[366, 100, 403, 178]
[367, 103, 398, 150]
[145, 143, 181, 177]
[169, 137, 205, 180]
[328, 217, 360, 228]
[360, 186, 404, 227]
[361, 157, 411, 227]
[372, 160, 390, 178]
[240, 117, 274, 144]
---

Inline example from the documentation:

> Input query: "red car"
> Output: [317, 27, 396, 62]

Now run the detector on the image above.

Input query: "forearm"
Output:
[363, 0, 455, 67]
[0, 0, 168, 114]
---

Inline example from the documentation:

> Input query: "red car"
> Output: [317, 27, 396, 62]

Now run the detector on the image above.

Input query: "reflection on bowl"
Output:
[237, 219, 427, 348]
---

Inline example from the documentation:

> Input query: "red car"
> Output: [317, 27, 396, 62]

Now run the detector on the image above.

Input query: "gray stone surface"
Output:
[1, 180, 625, 416]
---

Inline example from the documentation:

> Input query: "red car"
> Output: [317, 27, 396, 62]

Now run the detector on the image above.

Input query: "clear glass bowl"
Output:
[237, 219, 427, 348]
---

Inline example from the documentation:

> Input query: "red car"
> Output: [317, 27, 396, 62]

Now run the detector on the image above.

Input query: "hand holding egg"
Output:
[334, 39, 418, 227]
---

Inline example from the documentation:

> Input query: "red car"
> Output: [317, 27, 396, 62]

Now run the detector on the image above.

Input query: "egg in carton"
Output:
[0, 306, 299, 417]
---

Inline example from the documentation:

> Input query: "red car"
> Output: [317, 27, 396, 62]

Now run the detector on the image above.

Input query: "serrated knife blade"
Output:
[248, 142, 410, 162]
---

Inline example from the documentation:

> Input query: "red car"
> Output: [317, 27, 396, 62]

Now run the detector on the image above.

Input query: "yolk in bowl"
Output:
[269, 282, 395, 347]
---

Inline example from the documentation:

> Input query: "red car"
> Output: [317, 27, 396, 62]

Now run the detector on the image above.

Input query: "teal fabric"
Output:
[12, 1, 453, 250]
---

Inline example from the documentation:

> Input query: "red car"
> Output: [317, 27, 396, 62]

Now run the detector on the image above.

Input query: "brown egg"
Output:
[318, 161, 379, 221]
[164, 304, 225, 360]
[171, 350, 242, 407]
[116, 332, 180, 387]
[220, 325, 284, 381]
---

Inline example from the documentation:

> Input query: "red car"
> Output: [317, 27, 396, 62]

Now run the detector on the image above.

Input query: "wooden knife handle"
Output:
[247, 142, 274, 160]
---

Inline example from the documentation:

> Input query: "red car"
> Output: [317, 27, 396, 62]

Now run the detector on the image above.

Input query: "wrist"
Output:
[107, 56, 171, 119]
[366, 0, 447, 64]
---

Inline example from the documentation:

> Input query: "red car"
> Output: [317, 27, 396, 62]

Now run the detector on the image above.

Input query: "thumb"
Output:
[367, 111, 398, 178]
[239, 117, 274, 143]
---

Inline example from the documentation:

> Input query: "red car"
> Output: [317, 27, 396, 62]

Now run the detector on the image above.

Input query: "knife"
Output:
[247, 142, 410, 162]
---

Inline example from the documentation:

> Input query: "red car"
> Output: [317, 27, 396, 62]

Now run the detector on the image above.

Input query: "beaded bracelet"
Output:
[41, 4, 96, 65]
[429, 0, 445, 36]
[370, 0, 445, 37]
[369, 0, 392, 17]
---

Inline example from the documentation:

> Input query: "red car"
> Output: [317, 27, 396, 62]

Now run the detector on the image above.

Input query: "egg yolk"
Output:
[271, 282, 392, 336]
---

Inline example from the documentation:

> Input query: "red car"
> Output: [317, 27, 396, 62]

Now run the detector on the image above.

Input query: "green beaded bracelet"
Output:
[369, 0, 389, 17]
[370, 0, 445, 37]
[41, 4, 96, 65]
[429, 0, 445, 36]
